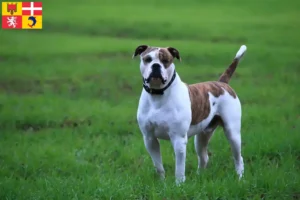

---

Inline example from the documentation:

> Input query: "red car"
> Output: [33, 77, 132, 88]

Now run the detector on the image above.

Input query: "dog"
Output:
[133, 44, 247, 184]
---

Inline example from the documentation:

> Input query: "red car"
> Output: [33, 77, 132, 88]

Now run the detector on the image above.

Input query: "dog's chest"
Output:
[143, 109, 173, 140]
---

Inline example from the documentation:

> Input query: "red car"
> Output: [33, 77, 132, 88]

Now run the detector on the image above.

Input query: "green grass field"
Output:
[1, 0, 300, 199]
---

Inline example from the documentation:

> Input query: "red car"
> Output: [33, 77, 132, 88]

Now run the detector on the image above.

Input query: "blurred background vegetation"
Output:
[0, 0, 299, 199]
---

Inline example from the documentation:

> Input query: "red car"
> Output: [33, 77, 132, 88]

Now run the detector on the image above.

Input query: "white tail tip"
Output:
[235, 45, 247, 60]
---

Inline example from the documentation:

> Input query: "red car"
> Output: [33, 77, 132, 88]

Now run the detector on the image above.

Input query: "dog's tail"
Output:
[218, 45, 247, 84]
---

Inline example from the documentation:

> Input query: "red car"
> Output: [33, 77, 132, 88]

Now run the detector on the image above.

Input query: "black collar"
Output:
[143, 70, 176, 95]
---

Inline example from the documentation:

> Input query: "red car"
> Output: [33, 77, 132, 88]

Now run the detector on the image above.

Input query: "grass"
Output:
[1, 0, 300, 199]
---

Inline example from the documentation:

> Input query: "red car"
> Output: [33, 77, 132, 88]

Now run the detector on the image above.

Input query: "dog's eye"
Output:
[144, 57, 152, 63]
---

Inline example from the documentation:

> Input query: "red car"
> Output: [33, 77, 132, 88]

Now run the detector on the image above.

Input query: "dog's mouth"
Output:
[145, 73, 166, 85]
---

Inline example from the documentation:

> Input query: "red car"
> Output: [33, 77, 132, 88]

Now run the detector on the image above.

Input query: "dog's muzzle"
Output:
[145, 63, 166, 84]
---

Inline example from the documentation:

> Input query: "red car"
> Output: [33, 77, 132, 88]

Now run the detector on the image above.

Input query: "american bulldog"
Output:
[133, 45, 247, 184]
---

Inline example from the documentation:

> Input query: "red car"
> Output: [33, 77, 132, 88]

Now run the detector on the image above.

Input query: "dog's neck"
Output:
[142, 71, 182, 105]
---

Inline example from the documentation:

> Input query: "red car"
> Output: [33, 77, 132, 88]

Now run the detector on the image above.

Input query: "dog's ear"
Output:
[132, 45, 148, 58]
[167, 47, 181, 61]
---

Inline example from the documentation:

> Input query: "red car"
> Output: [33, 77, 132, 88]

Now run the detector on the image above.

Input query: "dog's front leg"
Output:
[143, 136, 165, 179]
[171, 134, 188, 185]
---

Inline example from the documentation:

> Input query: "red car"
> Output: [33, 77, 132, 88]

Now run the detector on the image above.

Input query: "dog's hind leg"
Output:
[194, 131, 214, 172]
[222, 121, 244, 179]
[220, 97, 244, 179]
[143, 136, 165, 179]
[194, 116, 221, 173]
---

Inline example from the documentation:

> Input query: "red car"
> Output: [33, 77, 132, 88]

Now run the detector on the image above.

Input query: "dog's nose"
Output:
[151, 63, 161, 71]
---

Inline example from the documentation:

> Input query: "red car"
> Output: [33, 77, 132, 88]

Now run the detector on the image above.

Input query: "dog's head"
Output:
[132, 45, 181, 89]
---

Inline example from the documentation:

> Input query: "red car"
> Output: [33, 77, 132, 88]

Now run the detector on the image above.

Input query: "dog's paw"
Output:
[159, 174, 166, 181]
[175, 176, 186, 186]
[238, 171, 244, 181]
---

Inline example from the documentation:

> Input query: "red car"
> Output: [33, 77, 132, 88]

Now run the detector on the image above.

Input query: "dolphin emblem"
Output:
[28, 16, 37, 28]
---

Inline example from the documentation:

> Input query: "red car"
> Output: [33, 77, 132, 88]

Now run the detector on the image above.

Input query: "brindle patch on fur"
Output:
[158, 48, 173, 68]
[187, 81, 236, 125]
[219, 59, 239, 83]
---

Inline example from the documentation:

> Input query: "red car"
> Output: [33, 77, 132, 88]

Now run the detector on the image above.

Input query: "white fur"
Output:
[235, 45, 247, 60]
[136, 45, 246, 184]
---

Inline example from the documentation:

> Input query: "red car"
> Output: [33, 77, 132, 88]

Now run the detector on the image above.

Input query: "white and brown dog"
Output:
[133, 44, 247, 184]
